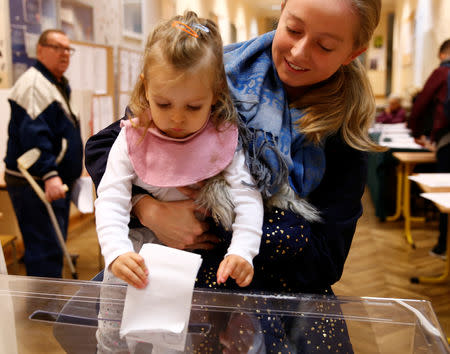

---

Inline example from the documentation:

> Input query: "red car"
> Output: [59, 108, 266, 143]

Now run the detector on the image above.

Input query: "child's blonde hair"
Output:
[287, 0, 385, 152]
[129, 11, 236, 131]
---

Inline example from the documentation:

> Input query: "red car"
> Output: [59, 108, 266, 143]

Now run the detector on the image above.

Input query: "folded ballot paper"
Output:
[120, 243, 202, 351]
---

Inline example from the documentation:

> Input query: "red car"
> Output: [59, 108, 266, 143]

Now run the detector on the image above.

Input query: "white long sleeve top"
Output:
[95, 127, 263, 270]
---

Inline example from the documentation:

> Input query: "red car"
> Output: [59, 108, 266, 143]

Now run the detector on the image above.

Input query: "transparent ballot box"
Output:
[0, 274, 449, 353]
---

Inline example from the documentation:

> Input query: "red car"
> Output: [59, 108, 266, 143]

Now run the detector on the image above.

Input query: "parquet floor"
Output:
[333, 190, 450, 352]
[6, 188, 450, 352]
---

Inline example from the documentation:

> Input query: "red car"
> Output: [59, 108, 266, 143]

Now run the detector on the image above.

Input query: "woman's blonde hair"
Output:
[128, 11, 236, 131]
[287, 0, 384, 152]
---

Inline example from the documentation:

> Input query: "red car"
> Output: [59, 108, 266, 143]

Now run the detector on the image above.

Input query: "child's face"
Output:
[145, 64, 216, 139]
[272, 0, 365, 92]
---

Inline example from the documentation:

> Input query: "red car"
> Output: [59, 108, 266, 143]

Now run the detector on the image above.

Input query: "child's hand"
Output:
[217, 255, 254, 287]
[110, 252, 149, 289]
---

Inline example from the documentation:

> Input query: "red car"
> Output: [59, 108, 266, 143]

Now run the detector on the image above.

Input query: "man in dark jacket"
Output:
[409, 39, 450, 259]
[4, 29, 83, 277]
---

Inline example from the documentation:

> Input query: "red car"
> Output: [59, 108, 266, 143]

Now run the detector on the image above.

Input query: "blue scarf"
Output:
[224, 31, 325, 199]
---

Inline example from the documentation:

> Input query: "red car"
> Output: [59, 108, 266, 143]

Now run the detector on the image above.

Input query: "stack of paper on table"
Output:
[409, 174, 450, 187]
[120, 243, 202, 351]
[420, 193, 450, 210]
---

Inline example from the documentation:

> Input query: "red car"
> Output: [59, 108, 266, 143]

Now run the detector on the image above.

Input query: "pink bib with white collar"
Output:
[122, 118, 238, 188]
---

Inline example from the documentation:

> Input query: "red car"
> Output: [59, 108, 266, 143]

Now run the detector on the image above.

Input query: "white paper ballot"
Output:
[120, 244, 202, 351]
[70, 177, 94, 213]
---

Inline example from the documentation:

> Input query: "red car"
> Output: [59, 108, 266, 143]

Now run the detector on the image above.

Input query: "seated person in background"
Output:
[376, 94, 407, 124]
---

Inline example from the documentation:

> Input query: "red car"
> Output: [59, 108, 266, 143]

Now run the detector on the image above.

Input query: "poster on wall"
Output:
[369, 48, 386, 72]
[9, 0, 58, 83]
[8, 0, 94, 84]
[23, 0, 42, 25]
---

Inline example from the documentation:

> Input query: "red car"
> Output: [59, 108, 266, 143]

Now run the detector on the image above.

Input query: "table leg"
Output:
[402, 163, 416, 248]
[386, 163, 404, 221]
[411, 213, 450, 284]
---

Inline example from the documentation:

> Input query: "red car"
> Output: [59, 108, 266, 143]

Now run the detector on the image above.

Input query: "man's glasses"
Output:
[42, 43, 76, 55]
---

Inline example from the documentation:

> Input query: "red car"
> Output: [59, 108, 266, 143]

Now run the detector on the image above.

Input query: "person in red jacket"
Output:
[409, 39, 450, 259]
[376, 94, 407, 124]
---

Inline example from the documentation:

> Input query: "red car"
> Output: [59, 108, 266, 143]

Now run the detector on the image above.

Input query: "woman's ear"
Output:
[343, 47, 367, 65]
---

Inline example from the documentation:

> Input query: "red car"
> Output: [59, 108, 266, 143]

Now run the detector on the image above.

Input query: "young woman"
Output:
[87, 1, 382, 351]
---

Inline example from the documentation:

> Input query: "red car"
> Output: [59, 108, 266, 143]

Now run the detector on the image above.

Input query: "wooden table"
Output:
[408, 174, 450, 284]
[387, 152, 436, 248]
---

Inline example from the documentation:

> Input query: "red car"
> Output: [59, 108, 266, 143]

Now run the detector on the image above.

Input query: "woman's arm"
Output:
[253, 135, 366, 292]
[296, 136, 367, 288]
[132, 195, 217, 250]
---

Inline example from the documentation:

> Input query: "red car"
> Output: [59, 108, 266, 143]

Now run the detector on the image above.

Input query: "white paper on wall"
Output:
[92, 96, 101, 135]
[100, 95, 113, 129]
[129, 52, 142, 90]
[0, 89, 12, 177]
[120, 50, 130, 92]
[94, 47, 108, 95]
[119, 93, 130, 119]
[65, 44, 83, 90]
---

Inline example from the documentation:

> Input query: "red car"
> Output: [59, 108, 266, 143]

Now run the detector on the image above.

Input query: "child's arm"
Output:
[110, 252, 149, 289]
[217, 149, 264, 286]
[95, 128, 138, 274]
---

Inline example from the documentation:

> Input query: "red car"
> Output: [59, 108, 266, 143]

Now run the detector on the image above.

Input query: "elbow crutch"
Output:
[17, 148, 78, 279]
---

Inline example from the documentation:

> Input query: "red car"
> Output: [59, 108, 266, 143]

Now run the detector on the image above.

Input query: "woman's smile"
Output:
[285, 58, 309, 72]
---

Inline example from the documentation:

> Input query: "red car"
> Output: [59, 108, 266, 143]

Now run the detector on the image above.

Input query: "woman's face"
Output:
[272, 0, 365, 92]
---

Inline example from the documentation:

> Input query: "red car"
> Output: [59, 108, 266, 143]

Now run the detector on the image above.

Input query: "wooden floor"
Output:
[6, 188, 450, 351]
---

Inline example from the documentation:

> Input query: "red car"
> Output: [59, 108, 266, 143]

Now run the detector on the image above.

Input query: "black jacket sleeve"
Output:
[250, 135, 367, 293]
[298, 135, 367, 289]
[85, 119, 122, 190]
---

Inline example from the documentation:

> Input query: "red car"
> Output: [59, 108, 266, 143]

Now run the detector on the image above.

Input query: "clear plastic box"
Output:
[0, 274, 449, 353]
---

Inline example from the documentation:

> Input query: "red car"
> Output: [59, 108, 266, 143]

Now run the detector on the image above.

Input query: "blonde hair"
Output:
[285, 0, 384, 152]
[128, 11, 236, 131]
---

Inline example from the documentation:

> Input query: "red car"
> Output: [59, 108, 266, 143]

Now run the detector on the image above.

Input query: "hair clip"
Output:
[171, 21, 198, 38]
[192, 24, 210, 33]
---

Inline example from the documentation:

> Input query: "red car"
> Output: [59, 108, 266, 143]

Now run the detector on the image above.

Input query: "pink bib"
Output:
[122, 118, 238, 187]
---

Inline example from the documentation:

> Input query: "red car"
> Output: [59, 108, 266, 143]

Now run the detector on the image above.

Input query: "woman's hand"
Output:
[110, 252, 148, 289]
[217, 255, 254, 287]
[132, 194, 220, 250]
